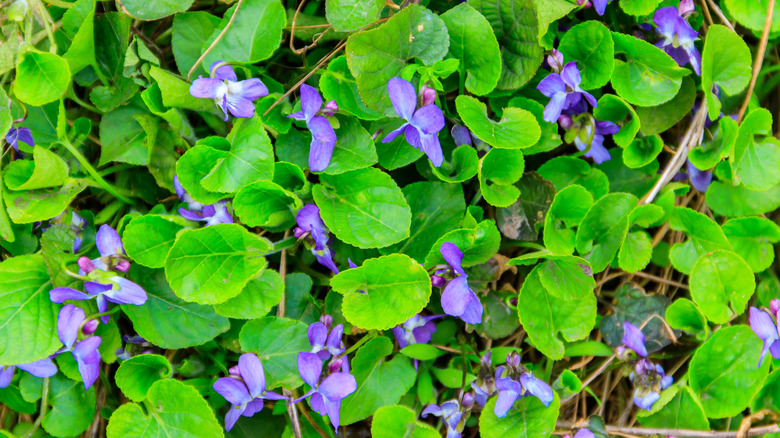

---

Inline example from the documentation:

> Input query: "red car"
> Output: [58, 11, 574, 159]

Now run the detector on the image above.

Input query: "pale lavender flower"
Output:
[308, 315, 345, 361]
[50, 225, 147, 323]
[654, 5, 701, 75]
[213, 353, 286, 431]
[295, 352, 357, 432]
[287, 84, 338, 172]
[422, 400, 463, 438]
[190, 61, 268, 121]
[537, 62, 597, 123]
[56, 305, 102, 389]
[382, 77, 445, 167]
[439, 242, 482, 324]
[749, 302, 780, 367]
[573, 119, 619, 164]
[0, 358, 57, 389]
[295, 204, 338, 274]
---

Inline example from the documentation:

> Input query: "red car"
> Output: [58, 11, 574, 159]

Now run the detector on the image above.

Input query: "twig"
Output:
[737, 0, 775, 122]
[556, 421, 780, 437]
[22, 377, 49, 438]
[297, 400, 329, 438]
[697, 0, 714, 26]
[284, 389, 303, 438]
[187, 0, 245, 80]
[705, 0, 737, 33]
[263, 39, 347, 117]
[580, 354, 616, 389]
[630, 271, 688, 290]
[641, 104, 708, 204]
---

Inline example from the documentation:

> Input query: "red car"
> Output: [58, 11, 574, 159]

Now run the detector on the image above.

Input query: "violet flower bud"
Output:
[82, 318, 99, 336]
[422, 86, 437, 107]
[558, 114, 574, 130]
[770, 299, 780, 317]
[115, 260, 131, 273]
[678, 0, 694, 17]
[78, 256, 95, 274]
[431, 275, 446, 288]
[320, 314, 333, 331]
[293, 227, 307, 239]
[328, 357, 344, 373]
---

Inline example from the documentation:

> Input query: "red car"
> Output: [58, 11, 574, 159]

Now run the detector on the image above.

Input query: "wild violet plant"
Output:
[1, 0, 779, 437]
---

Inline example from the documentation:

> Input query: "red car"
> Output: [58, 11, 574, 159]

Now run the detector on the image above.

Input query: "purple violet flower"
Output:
[56, 305, 102, 389]
[173, 176, 233, 226]
[451, 125, 473, 147]
[573, 119, 619, 164]
[4, 126, 34, 152]
[50, 225, 147, 323]
[631, 361, 673, 410]
[287, 84, 338, 172]
[382, 77, 445, 167]
[749, 301, 780, 367]
[622, 321, 648, 357]
[565, 429, 596, 438]
[295, 204, 339, 274]
[591, 0, 609, 15]
[493, 365, 554, 417]
[472, 351, 495, 406]
[213, 353, 287, 431]
[439, 242, 483, 324]
[0, 358, 57, 389]
[653, 4, 701, 75]
[422, 400, 463, 438]
[392, 314, 440, 349]
[686, 160, 712, 192]
[190, 61, 268, 121]
[308, 315, 345, 361]
[537, 62, 597, 123]
[295, 352, 357, 432]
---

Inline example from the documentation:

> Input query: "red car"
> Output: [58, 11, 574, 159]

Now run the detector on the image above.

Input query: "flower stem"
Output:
[59, 139, 137, 205]
[23, 377, 49, 438]
[338, 330, 378, 359]
[85, 306, 121, 323]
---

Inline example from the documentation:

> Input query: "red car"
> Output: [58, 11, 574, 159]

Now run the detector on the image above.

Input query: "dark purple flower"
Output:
[0, 358, 57, 389]
[295, 204, 339, 274]
[422, 400, 463, 438]
[382, 77, 445, 167]
[295, 352, 357, 432]
[56, 305, 102, 389]
[573, 119, 619, 164]
[287, 84, 338, 172]
[5, 126, 34, 152]
[749, 303, 780, 367]
[537, 62, 597, 123]
[439, 242, 482, 324]
[686, 160, 712, 192]
[654, 5, 701, 75]
[213, 353, 286, 431]
[50, 225, 147, 323]
[190, 61, 268, 121]
[308, 316, 345, 361]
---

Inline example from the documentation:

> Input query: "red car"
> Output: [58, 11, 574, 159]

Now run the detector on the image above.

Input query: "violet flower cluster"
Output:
[294, 204, 339, 274]
[382, 77, 445, 167]
[422, 394, 474, 438]
[618, 322, 673, 410]
[213, 353, 287, 431]
[296, 350, 357, 431]
[56, 304, 103, 389]
[174, 176, 233, 226]
[538, 51, 619, 164]
[50, 225, 148, 323]
[748, 299, 780, 367]
[190, 61, 268, 120]
[287, 84, 339, 172]
[474, 352, 554, 417]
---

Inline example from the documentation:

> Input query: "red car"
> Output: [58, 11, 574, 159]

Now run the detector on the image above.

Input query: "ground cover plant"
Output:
[1, 0, 780, 436]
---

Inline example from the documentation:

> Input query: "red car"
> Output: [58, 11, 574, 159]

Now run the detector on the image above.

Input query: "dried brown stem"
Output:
[556, 421, 780, 437]
[187, 0, 244, 80]
[737, 0, 775, 122]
